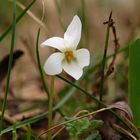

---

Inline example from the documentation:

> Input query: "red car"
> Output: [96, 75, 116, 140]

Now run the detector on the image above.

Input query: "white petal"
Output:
[44, 52, 64, 75]
[62, 60, 83, 80]
[41, 37, 66, 52]
[64, 15, 82, 49]
[75, 49, 90, 68]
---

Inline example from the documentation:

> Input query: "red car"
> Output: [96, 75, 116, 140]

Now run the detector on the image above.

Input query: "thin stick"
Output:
[38, 107, 110, 138]
[114, 124, 137, 140]
[52, 126, 65, 139]
[99, 12, 112, 103]
[52, 110, 89, 139]
[12, 0, 47, 31]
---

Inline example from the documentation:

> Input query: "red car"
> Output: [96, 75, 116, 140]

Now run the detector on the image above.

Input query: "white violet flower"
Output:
[41, 15, 90, 80]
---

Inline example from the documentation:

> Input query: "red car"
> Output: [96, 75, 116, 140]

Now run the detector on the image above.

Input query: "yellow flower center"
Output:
[64, 50, 75, 63]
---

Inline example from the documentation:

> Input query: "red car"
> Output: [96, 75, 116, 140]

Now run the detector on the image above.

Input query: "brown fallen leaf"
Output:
[110, 101, 133, 120]
[95, 101, 137, 140]
[0, 50, 24, 83]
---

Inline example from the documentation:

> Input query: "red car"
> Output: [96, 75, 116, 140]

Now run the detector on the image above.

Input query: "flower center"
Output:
[64, 50, 75, 63]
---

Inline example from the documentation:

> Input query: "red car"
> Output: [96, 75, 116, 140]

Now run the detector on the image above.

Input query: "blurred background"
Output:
[0, 0, 140, 139]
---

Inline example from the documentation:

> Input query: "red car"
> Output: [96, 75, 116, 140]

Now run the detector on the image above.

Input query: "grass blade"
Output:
[0, 0, 16, 132]
[129, 39, 140, 127]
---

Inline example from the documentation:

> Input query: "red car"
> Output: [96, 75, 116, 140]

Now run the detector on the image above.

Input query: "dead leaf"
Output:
[0, 50, 24, 83]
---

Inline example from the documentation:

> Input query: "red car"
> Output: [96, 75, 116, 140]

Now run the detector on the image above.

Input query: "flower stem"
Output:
[36, 29, 50, 99]
[48, 76, 55, 140]
[99, 12, 112, 104]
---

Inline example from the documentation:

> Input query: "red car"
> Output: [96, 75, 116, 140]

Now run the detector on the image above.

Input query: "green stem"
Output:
[0, 0, 16, 132]
[12, 123, 17, 140]
[48, 76, 55, 140]
[57, 75, 105, 107]
[36, 28, 52, 139]
[36, 28, 50, 99]
[27, 124, 31, 140]
[99, 15, 111, 103]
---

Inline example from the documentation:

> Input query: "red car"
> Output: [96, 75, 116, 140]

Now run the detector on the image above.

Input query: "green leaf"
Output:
[85, 131, 102, 140]
[66, 117, 90, 136]
[129, 39, 140, 126]
[66, 118, 103, 137]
